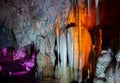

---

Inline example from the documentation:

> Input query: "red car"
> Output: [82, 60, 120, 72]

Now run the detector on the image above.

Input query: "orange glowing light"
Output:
[80, 27, 92, 68]
[67, 8, 75, 24]
[56, 23, 60, 36]
[80, 3, 96, 30]
[67, 3, 93, 70]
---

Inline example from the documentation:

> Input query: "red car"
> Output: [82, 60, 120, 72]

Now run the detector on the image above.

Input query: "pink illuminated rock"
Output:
[0, 44, 37, 76]
[2, 48, 7, 56]
[13, 47, 26, 60]
[0, 66, 2, 72]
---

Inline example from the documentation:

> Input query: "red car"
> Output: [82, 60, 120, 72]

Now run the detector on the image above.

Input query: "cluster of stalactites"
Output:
[54, 0, 101, 82]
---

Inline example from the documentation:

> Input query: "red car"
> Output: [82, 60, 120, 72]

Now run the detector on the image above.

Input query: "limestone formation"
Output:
[94, 48, 113, 83]
[115, 50, 120, 83]
[94, 49, 120, 83]
[95, 49, 112, 78]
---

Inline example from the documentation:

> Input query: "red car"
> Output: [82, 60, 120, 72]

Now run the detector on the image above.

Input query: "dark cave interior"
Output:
[0, 0, 120, 83]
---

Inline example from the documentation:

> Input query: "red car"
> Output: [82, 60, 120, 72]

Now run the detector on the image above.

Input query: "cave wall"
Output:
[0, 1, 72, 82]
[0, 0, 71, 50]
[0, 0, 120, 83]
[99, 0, 120, 28]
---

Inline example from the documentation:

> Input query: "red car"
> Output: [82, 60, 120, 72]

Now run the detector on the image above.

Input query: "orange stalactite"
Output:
[67, 1, 93, 74]
[67, 8, 75, 24]
[74, 27, 79, 68]
[65, 2, 93, 82]
[97, 28, 102, 54]
[80, 5, 96, 30]
[99, 29, 102, 51]
[73, 27, 92, 76]
[56, 14, 62, 37]
[67, 8, 75, 41]
[56, 23, 60, 37]
[80, 27, 92, 68]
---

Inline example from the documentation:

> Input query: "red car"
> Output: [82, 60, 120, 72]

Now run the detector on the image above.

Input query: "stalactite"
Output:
[95, 0, 99, 25]
[54, 0, 93, 82]
[67, 6, 75, 80]
[56, 22, 60, 68]
[88, 0, 91, 17]
[73, 0, 93, 82]
[95, 0, 102, 56]
[60, 32, 67, 68]
[67, 28, 74, 74]
[73, 0, 80, 80]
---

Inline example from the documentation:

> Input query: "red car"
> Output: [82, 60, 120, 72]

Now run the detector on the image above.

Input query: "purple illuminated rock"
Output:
[0, 44, 37, 76]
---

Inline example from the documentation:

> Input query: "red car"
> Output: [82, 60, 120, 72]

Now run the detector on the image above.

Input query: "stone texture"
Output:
[55, 67, 71, 83]
[0, 0, 71, 82]
[94, 49, 113, 83]
[0, 0, 71, 49]
[115, 50, 120, 83]
[0, 0, 120, 83]
[105, 62, 115, 83]
[94, 78, 107, 83]
[95, 49, 112, 78]
[0, 22, 17, 48]
[94, 49, 120, 83]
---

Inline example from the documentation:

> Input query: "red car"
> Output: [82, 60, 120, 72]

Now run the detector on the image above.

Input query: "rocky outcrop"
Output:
[95, 49, 112, 78]
[94, 49, 112, 83]
[114, 50, 120, 83]
[94, 49, 120, 83]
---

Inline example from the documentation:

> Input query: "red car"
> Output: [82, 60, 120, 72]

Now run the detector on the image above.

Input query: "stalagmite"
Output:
[95, 49, 112, 78]
[36, 35, 46, 81]
[47, 31, 56, 66]
[94, 48, 113, 83]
